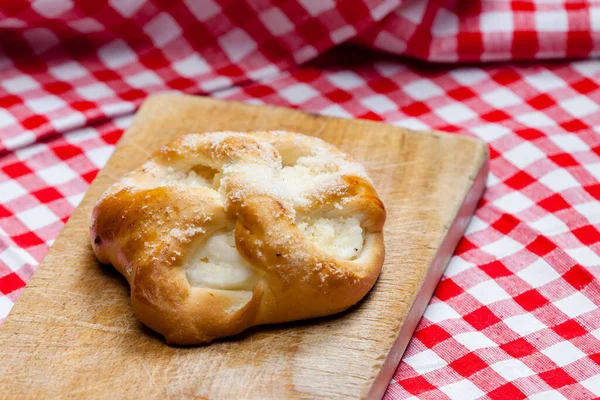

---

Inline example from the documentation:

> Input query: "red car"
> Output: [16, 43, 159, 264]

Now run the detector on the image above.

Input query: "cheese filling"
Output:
[186, 232, 258, 290]
[297, 217, 364, 260]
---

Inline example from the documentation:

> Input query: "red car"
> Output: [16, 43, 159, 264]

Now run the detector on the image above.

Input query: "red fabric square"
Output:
[539, 368, 577, 389]
[435, 279, 464, 301]
[450, 353, 488, 377]
[539, 194, 571, 212]
[53, 144, 83, 160]
[480, 260, 513, 279]
[500, 338, 537, 357]
[12, 232, 44, 247]
[32, 187, 63, 203]
[562, 265, 594, 290]
[515, 289, 549, 311]
[0, 273, 26, 295]
[526, 236, 557, 256]
[415, 325, 452, 348]
[489, 382, 527, 400]
[2, 162, 33, 178]
[573, 225, 600, 245]
[399, 376, 436, 395]
[553, 319, 587, 340]
[505, 171, 536, 190]
[464, 307, 502, 330]
[492, 214, 520, 234]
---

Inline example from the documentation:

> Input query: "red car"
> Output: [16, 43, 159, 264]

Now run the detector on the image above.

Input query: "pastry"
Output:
[90, 131, 386, 344]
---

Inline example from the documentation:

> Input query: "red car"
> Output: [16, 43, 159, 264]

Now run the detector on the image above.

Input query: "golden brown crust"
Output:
[91, 131, 386, 344]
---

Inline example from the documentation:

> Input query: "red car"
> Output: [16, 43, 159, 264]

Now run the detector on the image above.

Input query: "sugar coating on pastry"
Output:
[90, 130, 386, 344]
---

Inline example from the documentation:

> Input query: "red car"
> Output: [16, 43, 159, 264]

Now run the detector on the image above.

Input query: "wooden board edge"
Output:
[365, 151, 489, 400]
[137, 93, 487, 146]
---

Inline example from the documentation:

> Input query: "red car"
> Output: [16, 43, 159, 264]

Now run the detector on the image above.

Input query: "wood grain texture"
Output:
[0, 95, 488, 399]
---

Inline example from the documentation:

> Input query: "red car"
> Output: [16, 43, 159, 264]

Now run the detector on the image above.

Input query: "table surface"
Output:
[1, 1, 600, 398]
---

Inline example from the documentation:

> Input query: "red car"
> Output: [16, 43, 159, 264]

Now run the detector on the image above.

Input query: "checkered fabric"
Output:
[1, 1, 600, 398]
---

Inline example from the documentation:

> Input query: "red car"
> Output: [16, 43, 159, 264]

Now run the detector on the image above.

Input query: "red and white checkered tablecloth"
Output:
[1, 1, 600, 398]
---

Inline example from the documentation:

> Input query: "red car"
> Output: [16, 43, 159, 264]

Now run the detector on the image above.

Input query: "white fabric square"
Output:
[554, 292, 596, 318]
[470, 124, 511, 141]
[2, 75, 39, 94]
[432, 8, 459, 36]
[403, 80, 444, 101]
[124, 71, 163, 89]
[440, 379, 485, 400]
[584, 162, 600, 180]
[490, 359, 535, 381]
[0, 296, 13, 319]
[494, 192, 534, 213]
[374, 31, 408, 54]
[32, 0, 72, 18]
[75, 83, 113, 101]
[574, 202, 600, 225]
[98, 39, 137, 69]
[468, 280, 512, 305]
[67, 193, 85, 207]
[423, 302, 460, 323]
[517, 259, 560, 288]
[581, 374, 600, 396]
[480, 11, 513, 32]
[2, 133, 33, 153]
[530, 214, 569, 235]
[444, 256, 475, 278]
[403, 349, 448, 373]
[0, 247, 38, 272]
[280, 84, 319, 104]
[361, 95, 397, 113]
[327, 71, 365, 90]
[454, 331, 497, 351]
[49, 60, 88, 80]
[24, 28, 59, 56]
[535, 10, 568, 32]
[504, 313, 546, 336]
[321, 104, 352, 119]
[503, 141, 546, 169]
[297, 0, 334, 15]
[0, 180, 27, 202]
[109, 0, 144, 17]
[435, 103, 477, 123]
[525, 71, 566, 91]
[201, 77, 232, 92]
[17, 205, 59, 231]
[515, 111, 556, 127]
[370, 0, 398, 20]
[541, 341, 585, 367]
[465, 216, 488, 235]
[573, 59, 600, 77]
[51, 112, 86, 133]
[331, 25, 356, 43]
[374, 61, 405, 77]
[294, 45, 318, 63]
[259, 8, 294, 36]
[25, 95, 66, 114]
[560, 96, 600, 118]
[565, 247, 600, 267]
[0, 109, 17, 129]
[173, 54, 210, 78]
[450, 68, 489, 85]
[218, 28, 257, 63]
[144, 13, 182, 47]
[184, 0, 220, 20]
[401, 0, 427, 24]
[529, 391, 567, 400]
[549, 134, 589, 152]
[539, 169, 580, 191]
[68, 18, 104, 33]
[481, 234, 524, 258]
[86, 146, 114, 169]
[482, 87, 522, 108]
[396, 118, 430, 131]
[37, 163, 78, 185]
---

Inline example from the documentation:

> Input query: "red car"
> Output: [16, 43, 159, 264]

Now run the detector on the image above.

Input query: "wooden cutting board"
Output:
[0, 95, 488, 399]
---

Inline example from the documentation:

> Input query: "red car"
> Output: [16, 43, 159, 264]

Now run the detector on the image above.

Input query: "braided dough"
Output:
[91, 131, 386, 344]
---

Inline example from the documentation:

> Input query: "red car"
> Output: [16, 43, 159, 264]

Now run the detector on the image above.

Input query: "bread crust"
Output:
[91, 131, 386, 344]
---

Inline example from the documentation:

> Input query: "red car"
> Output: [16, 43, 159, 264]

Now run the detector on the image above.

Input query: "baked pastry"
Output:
[90, 131, 386, 344]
